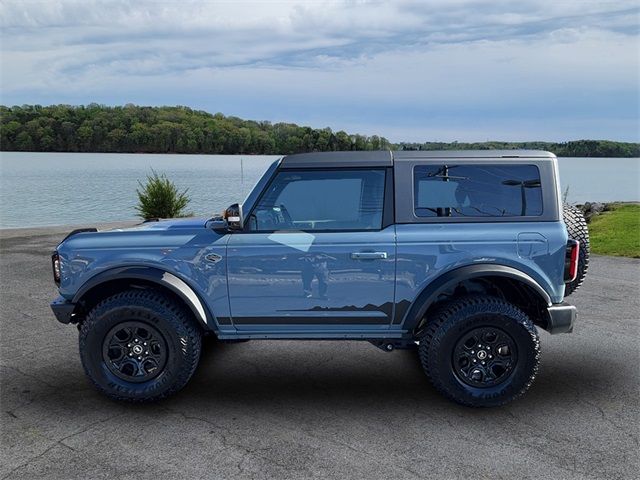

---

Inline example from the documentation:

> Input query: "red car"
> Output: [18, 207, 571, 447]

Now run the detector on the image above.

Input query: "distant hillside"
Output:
[1, 104, 638, 157]
[396, 140, 640, 158]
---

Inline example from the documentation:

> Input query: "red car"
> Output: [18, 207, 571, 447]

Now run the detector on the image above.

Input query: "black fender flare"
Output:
[73, 266, 214, 330]
[400, 264, 552, 331]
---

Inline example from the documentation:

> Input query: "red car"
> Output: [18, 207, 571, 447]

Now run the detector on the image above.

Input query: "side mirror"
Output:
[224, 203, 244, 231]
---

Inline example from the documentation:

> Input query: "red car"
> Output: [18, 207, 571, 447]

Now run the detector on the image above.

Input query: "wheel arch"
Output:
[72, 266, 215, 331]
[403, 264, 552, 333]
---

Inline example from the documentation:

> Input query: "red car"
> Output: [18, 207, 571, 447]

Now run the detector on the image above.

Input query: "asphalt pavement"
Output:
[1, 226, 638, 479]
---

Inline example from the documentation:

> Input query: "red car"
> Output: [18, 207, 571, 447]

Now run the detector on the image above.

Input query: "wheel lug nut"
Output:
[129, 353, 133, 356]
[127, 343, 132, 347]
[473, 359, 477, 363]
[145, 351, 149, 354]
[471, 350, 475, 354]
[489, 355, 493, 359]
[481, 361, 485, 365]
[143, 342, 147, 346]
[138, 356, 142, 360]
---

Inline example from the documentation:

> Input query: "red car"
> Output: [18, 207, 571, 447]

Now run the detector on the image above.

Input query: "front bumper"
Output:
[546, 302, 577, 334]
[51, 296, 77, 324]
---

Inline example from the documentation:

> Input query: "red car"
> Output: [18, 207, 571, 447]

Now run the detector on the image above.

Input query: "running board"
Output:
[216, 331, 408, 340]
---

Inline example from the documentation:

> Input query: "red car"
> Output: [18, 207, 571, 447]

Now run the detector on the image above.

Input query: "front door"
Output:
[226, 168, 396, 332]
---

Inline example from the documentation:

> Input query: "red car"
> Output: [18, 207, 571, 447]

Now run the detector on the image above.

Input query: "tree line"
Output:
[398, 140, 640, 158]
[1, 104, 638, 157]
[0, 104, 391, 154]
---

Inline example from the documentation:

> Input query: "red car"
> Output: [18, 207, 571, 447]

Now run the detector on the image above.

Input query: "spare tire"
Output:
[563, 203, 590, 296]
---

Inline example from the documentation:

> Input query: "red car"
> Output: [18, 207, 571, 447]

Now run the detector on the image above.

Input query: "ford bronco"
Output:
[50, 150, 589, 407]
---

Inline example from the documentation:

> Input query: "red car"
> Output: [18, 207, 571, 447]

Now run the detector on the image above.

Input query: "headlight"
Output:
[52, 252, 61, 285]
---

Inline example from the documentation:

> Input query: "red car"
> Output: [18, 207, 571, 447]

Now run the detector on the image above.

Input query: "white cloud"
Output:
[1, 0, 638, 141]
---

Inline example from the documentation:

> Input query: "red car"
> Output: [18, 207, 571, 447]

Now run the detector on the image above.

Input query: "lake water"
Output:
[0, 152, 638, 229]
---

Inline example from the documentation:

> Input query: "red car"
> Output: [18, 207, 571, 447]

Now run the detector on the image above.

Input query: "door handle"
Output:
[351, 251, 388, 260]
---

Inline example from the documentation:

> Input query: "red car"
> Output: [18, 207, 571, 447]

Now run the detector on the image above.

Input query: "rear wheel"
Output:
[418, 295, 540, 407]
[79, 289, 202, 402]
[563, 203, 590, 296]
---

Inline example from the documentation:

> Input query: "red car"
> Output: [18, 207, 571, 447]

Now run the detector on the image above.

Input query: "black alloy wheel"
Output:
[452, 326, 517, 388]
[102, 321, 168, 383]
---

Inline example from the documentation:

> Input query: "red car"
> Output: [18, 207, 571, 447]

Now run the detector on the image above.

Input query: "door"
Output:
[226, 168, 396, 331]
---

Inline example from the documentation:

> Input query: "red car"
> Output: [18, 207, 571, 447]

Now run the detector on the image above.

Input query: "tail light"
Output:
[52, 252, 61, 285]
[564, 240, 579, 283]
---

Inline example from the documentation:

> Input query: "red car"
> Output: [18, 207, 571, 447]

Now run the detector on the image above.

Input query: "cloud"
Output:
[1, 0, 638, 141]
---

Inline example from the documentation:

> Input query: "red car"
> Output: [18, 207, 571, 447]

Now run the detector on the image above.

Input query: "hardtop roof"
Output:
[393, 149, 555, 159]
[281, 150, 393, 168]
[280, 150, 556, 168]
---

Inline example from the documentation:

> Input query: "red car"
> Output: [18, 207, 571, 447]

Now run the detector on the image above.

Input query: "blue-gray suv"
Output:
[50, 150, 589, 407]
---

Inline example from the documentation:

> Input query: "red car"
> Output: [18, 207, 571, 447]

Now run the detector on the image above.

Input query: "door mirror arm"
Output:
[207, 217, 229, 233]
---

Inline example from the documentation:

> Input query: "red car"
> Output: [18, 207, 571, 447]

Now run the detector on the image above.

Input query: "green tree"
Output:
[76, 124, 93, 151]
[14, 131, 34, 150]
[135, 170, 192, 220]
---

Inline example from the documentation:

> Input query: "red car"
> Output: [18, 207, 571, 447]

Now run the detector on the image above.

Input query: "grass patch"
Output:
[589, 203, 640, 258]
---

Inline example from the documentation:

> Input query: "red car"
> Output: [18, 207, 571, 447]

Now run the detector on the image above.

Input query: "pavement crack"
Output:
[299, 427, 423, 478]
[161, 407, 229, 432]
[580, 398, 639, 447]
[2, 365, 58, 389]
[1, 413, 123, 479]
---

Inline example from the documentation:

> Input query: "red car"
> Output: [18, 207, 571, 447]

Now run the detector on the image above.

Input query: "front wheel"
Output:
[418, 296, 540, 407]
[79, 289, 202, 402]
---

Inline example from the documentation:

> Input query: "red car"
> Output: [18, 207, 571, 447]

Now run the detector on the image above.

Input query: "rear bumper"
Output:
[50, 296, 76, 324]
[546, 302, 576, 334]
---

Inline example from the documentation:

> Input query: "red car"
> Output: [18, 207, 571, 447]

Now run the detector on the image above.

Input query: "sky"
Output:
[1, 0, 639, 142]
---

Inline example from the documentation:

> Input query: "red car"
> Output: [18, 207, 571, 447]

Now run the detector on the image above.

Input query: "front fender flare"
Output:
[73, 266, 213, 329]
[400, 264, 552, 331]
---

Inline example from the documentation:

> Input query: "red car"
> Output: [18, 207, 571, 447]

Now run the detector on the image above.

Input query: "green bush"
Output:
[135, 170, 192, 219]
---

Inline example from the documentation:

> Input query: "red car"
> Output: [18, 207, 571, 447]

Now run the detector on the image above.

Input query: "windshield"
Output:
[240, 159, 282, 217]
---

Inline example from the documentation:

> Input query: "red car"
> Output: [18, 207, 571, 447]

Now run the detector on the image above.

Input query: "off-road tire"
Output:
[563, 203, 590, 296]
[418, 295, 540, 407]
[79, 289, 202, 402]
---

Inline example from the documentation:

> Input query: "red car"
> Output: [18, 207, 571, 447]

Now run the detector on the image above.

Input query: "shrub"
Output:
[135, 170, 192, 219]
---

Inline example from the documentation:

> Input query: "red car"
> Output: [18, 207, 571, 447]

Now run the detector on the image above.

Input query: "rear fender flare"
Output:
[401, 264, 552, 331]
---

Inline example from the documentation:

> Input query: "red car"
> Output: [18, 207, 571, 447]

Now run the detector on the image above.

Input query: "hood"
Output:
[57, 217, 216, 251]
[111, 217, 209, 232]
[54, 217, 226, 297]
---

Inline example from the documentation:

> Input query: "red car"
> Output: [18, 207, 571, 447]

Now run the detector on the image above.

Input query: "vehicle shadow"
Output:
[7, 338, 622, 420]
[167, 339, 619, 414]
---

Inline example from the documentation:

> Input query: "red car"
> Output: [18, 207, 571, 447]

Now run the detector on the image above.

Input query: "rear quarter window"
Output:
[413, 164, 543, 218]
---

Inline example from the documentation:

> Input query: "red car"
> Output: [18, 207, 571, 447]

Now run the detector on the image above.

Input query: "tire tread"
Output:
[418, 295, 540, 407]
[79, 289, 202, 403]
[563, 203, 590, 296]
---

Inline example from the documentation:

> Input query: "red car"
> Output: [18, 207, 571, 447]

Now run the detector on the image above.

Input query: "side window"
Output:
[249, 169, 386, 231]
[414, 164, 543, 218]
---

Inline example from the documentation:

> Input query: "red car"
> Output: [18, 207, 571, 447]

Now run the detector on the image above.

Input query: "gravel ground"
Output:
[1, 226, 638, 480]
